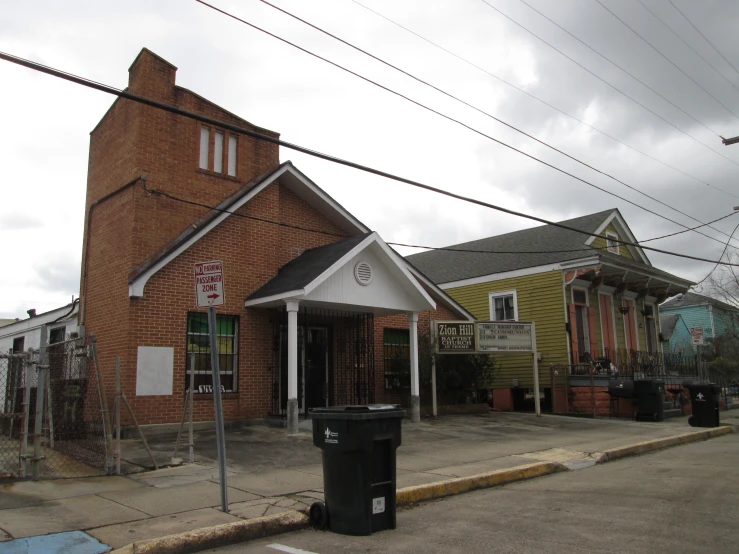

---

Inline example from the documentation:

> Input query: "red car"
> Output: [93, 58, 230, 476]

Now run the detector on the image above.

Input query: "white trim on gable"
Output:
[583, 210, 650, 266]
[129, 163, 370, 298]
[244, 233, 436, 311]
[405, 265, 475, 321]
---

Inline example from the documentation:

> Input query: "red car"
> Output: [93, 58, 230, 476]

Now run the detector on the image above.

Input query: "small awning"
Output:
[245, 232, 436, 315]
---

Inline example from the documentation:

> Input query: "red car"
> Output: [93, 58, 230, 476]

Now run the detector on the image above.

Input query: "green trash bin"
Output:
[687, 383, 721, 428]
[310, 405, 405, 535]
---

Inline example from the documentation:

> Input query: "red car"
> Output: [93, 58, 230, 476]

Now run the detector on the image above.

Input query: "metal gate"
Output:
[0, 353, 29, 479]
[0, 333, 108, 481]
[270, 308, 375, 416]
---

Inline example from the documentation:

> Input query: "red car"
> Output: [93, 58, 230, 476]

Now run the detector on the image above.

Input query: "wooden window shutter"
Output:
[568, 303, 579, 360]
[588, 306, 598, 357]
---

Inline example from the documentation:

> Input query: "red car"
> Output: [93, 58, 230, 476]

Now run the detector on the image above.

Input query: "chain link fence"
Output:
[0, 353, 29, 479]
[0, 334, 108, 481]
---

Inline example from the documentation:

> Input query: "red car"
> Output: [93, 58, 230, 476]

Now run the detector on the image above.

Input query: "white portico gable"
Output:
[245, 232, 435, 433]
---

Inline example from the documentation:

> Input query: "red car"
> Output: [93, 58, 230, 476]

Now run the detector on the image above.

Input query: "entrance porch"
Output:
[245, 232, 436, 433]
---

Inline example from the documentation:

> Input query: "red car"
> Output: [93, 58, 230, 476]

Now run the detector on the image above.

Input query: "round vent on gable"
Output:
[354, 261, 373, 286]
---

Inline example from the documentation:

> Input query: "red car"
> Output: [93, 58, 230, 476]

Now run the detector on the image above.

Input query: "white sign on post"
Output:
[194, 260, 225, 307]
[690, 327, 705, 346]
[477, 322, 534, 352]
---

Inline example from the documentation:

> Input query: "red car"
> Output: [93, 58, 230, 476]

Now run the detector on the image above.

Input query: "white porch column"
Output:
[408, 312, 421, 424]
[286, 299, 300, 435]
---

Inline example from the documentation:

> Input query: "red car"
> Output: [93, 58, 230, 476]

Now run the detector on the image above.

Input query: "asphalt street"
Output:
[210, 433, 739, 554]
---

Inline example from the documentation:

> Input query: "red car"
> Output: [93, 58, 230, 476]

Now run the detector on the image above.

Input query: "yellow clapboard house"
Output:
[406, 209, 693, 412]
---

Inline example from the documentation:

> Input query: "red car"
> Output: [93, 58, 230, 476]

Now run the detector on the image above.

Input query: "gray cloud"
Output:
[32, 256, 81, 296]
[0, 213, 43, 231]
[3, 0, 739, 315]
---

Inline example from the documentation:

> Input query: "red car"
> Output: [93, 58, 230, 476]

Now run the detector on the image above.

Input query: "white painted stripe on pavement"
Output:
[266, 544, 319, 554]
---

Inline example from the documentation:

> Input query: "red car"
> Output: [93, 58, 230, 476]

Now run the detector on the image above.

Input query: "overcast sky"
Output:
[2, 0, 739, 319]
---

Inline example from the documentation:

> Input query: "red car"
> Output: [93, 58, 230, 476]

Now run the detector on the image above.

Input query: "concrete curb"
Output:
[109, 511, 309, 554]
[110, 425, 734, 554]
[396, 461, 565, 507]
[597, 425, 734, 463]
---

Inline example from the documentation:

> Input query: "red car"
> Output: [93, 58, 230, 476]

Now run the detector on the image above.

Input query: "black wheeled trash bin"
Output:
[686, 383, 721, 427]
[310, 404, 405, 536]
[633, 380, 665, 422]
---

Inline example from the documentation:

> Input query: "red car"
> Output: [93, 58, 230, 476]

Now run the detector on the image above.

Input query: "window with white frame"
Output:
[606, 231, 620, 254]
[199, 126, 238, 176]
[489, 291, 518, 321]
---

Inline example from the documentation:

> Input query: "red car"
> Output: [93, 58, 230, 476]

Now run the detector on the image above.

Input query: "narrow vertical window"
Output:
[199, 126, 210, 169]
[214, 131, 224, 173]
[228, 135, 237, 176]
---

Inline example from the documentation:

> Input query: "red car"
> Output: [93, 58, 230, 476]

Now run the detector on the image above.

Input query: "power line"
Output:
[667, 0, 739, 78]
[195, 0, 739, 252]
[594, 0, 739, 121]
[514, 0, 739, 201]
[348, 1, 731, 199]
[640, 209, 739, 243]
[516, 0, 730, 136]
[634, 0, 739, 95]
[478, 0, 739, 174]
[693, 220, 739, 286]
[2, 51, 738, 268]
[252, 0, 739, 250]
[141, 182, 349, 238]
[145, 179, 739, 255]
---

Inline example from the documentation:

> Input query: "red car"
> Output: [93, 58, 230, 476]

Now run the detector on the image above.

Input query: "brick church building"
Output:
[80, 48, 472, 432]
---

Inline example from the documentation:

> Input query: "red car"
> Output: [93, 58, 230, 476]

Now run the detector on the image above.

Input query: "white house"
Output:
[0, 301, 80, 354]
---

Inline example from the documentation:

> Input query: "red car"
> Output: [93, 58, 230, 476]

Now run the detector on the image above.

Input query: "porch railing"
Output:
[571, 348, 699, 380]
[570, 348, 738, 409]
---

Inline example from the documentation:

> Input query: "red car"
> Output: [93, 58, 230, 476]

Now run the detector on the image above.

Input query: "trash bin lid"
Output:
[310, 404, 406, 420]
[312, 404, 400, 413]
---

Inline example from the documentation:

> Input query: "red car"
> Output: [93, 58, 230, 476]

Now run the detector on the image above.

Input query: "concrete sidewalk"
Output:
[1, 411, 737, 551]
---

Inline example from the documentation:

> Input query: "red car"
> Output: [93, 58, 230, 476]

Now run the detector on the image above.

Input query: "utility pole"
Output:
[721, 135, 739, 146]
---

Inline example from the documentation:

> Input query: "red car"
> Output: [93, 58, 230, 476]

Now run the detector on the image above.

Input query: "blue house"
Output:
[659, 292, 739, 355]
[659, 313, 693, 355]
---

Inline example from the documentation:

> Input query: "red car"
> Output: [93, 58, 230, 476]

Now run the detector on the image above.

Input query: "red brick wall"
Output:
[82, 48, 463, 425]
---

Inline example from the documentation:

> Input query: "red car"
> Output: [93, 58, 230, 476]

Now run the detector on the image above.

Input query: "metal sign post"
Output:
[195, 260, 228, 513]
[208, 306, 228, 512]
[531, 322, 541, 417]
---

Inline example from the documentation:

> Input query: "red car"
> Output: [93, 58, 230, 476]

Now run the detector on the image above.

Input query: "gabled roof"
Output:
[247, 234, 371, 301]
[659, 313, 681, 341]
[405, 209, 677, 286]
[128, 161, 370, 297]
[660, 291, 739, 313]
[245, 232, 436, 313]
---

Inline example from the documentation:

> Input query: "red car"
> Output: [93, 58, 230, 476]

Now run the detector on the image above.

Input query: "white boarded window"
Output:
[199, 126, 210, 169]
[214, 131, 224, 173]
[228, 135, 237, 176]
[606, 231, 620, 255]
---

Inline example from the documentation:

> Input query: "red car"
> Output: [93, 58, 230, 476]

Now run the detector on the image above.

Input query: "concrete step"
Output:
[663, 408, 683, 419]
[663, 402, 676, 410]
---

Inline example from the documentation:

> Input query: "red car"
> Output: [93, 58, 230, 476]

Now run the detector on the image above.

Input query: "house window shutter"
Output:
[588, 306, 598, 357]
[568, 303, 579, 361]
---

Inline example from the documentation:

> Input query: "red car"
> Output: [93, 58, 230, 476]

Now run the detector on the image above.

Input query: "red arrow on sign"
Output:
[207, 293, 220, 300]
